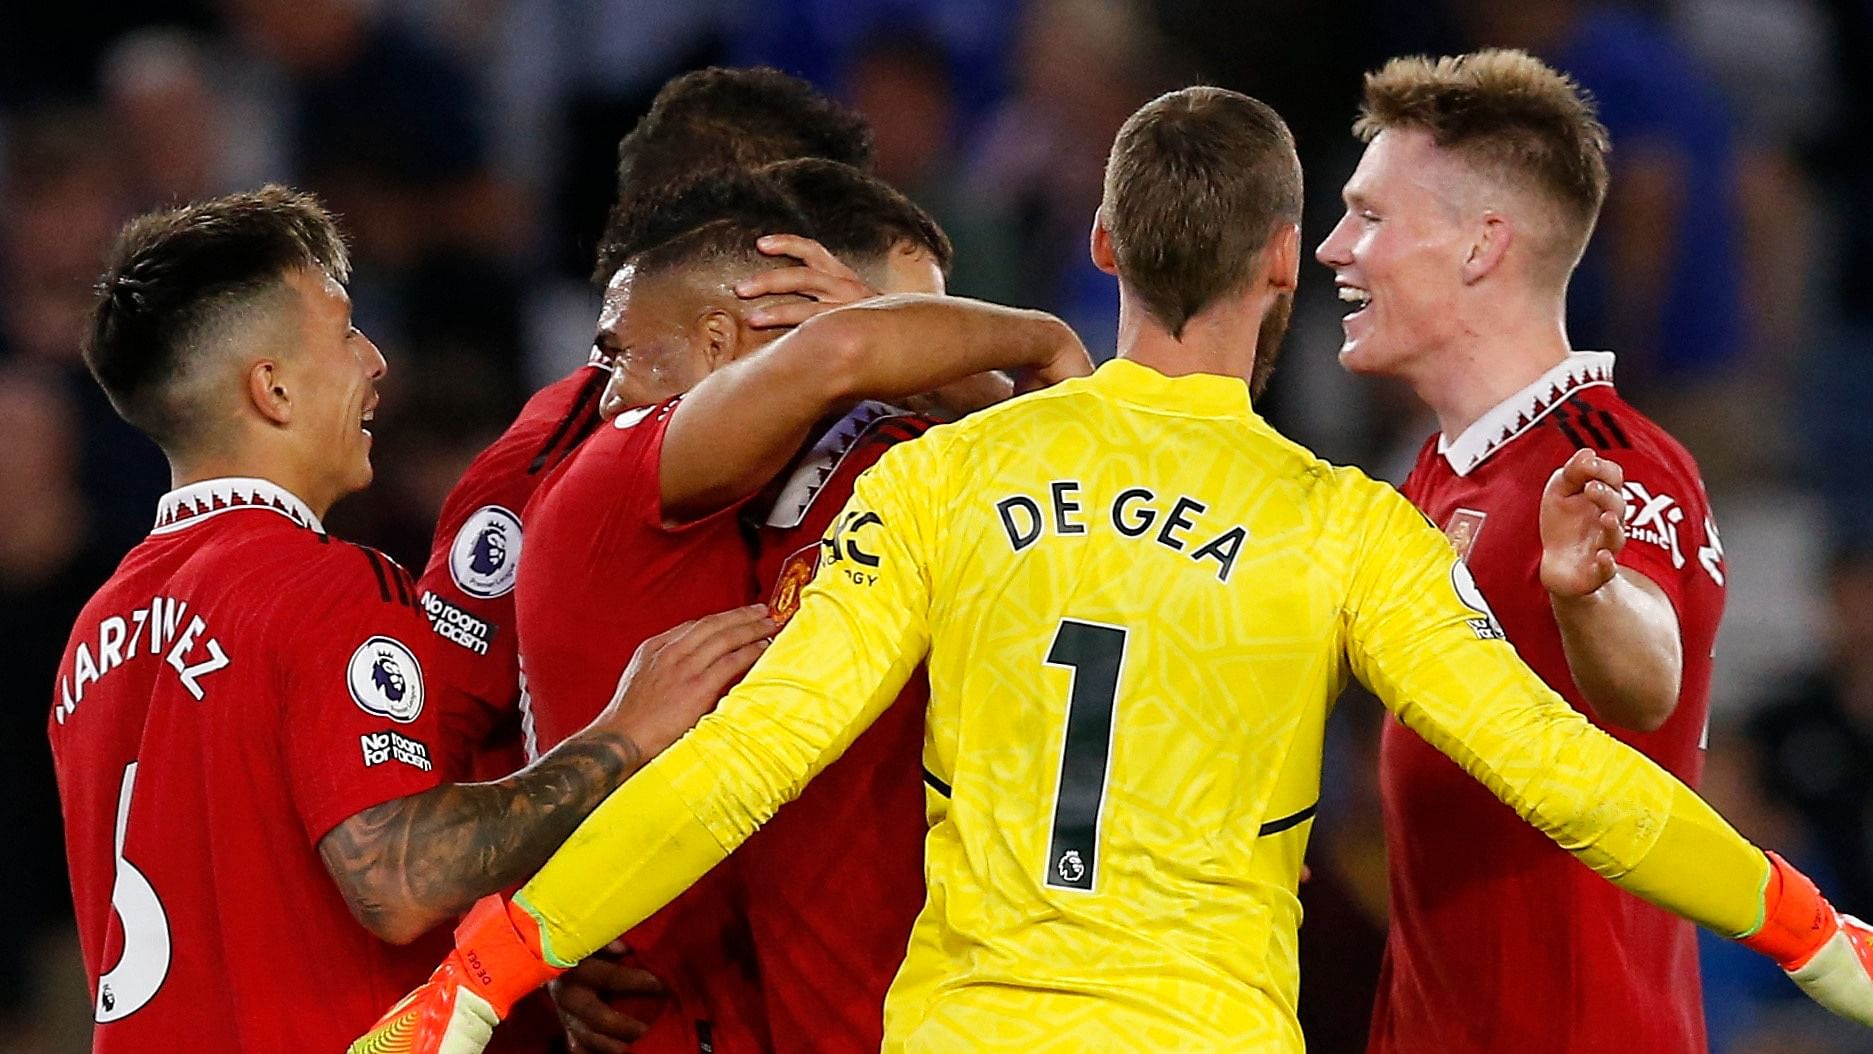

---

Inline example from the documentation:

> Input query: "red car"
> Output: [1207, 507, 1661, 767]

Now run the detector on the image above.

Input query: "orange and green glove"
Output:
[349, 896, 565, 1054]
[1741, 852, 1873, 1027]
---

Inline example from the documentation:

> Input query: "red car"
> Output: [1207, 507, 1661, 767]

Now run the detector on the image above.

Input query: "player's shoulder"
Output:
[1563, 386, 1710, 491]
[262, 531, 426, 617]
[438, 367, 608, 518]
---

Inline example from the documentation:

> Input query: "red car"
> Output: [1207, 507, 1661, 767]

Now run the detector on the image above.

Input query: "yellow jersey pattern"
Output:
[517, 359, 1768, 1053]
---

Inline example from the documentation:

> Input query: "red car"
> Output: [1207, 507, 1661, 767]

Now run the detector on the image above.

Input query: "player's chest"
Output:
[1405, 464, 1547, 603]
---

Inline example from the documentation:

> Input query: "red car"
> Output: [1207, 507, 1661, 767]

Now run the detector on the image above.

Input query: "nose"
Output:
[1315, 213, 1354, 269]
[359, 330, 388, 381]
[598, 365, 628, 420]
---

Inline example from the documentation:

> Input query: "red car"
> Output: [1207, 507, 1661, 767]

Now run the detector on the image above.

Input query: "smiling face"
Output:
[1315, 128, 1478, 379]
[280, 266, 385, 507]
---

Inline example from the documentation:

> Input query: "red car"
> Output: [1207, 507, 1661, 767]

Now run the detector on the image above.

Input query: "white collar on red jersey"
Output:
[762, 400, 907, 529]
[152, 477, 324, 535]
[1438, 351, 1616, 477]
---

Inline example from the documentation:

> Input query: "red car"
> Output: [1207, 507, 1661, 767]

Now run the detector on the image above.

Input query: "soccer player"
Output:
[513, 166, 1087, 1054]
[49, 187, 775, 1053]
[417, 66, 874, 785]
[1313, 51, 1725, 1053]
[357, 88, 1873, 1054]
[734, 157, 965, 1054]
[410, 69, 874, 1049]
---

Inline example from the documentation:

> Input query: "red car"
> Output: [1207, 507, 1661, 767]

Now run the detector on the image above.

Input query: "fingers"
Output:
[641, 605, 763, 660]
[735, 266, 874, 306]
[661, 605, 776, 664]
[694, 637, 773, 693]
[563, 957, 664, 997]
[552, 983, 650, 1046]
[1560, 448, 1625, 493]
[753, 234, 849, 274]
[746, 300, 842, 329]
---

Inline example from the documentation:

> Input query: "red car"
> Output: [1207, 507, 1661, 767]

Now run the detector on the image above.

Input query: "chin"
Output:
[1338, 337, 1402, 378]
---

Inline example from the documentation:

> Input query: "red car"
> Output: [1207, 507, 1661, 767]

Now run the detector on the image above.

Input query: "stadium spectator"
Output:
[844, 28, 1020, 302]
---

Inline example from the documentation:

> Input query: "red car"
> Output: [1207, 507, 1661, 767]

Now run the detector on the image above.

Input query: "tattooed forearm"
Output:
[318, 732, 641, 943]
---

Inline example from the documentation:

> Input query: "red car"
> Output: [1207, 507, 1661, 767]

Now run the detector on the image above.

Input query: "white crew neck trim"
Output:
[763, 401, 908, 529]
[1439, 351, 1616, 476]
[152, 477, 325, 535]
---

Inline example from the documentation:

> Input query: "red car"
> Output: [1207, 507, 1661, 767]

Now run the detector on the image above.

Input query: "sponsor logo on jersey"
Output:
[449, 506, 522, 599]
[348, 636, 425, 723]
[1450, 562, 1507, 641]
[769, 543, 823, 626]
[612, 405, 655, 430]
[419, 590, 495, 654]
[1057, 849, 1086, 884]
[1622, 482, 1686, 569]
[361, 730, 433, 771]
[1443, 508, 1488, 564]
[1698, 513, 1725, 587]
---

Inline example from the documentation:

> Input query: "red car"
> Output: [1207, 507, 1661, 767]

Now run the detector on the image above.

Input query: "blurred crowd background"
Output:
[5, 0, 1873, 1050]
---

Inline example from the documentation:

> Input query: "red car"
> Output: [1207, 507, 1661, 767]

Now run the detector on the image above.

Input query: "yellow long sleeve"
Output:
[1341, 474, 1768, 937]
[516, 438, 942, 964]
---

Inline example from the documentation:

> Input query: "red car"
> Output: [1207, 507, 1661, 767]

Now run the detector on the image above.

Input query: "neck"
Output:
[1115, 292, 1261, 386]
[1404, 294, 1573, 440]
[170, 447, 332, 520]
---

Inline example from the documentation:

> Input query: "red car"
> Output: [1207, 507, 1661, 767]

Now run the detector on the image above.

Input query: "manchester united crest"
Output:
[1443, 508, 1488, 564]
[768, 543, 823, 626]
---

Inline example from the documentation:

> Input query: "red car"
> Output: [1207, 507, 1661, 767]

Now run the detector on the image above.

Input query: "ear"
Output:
[247, 360, 292, 426]
[1090, 211, 1119, 276]
[1463, 212, 1512, 285]
[1265, 222, 1301, 294]
[696, 307, 741, 370]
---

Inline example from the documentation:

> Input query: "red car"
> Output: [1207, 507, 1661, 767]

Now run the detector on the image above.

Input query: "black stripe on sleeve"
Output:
[356, 546, 393, 603]
[1553, 413, 1589, 449]
[389, 564, 415, 609]
[529, 370, 609, 475]
[1257, 803, 1317, 837]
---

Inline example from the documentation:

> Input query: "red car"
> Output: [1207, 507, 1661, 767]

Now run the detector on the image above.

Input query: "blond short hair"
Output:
[1357, 49, 1610, 272]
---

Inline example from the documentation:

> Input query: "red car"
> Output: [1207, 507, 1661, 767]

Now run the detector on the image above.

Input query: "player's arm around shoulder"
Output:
[659, 294, 1087, 524]
[304, 538, 775, 945]
[1539, 448, 1685, 731]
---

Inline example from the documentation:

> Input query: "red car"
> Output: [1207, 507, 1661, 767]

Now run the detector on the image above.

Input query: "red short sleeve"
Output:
[1609, 444, 1723, 618]
[416, 501, 525, 778]
[278, 546, 444, 844]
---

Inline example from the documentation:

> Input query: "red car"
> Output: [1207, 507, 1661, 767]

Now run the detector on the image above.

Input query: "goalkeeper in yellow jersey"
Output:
[354, 87, 1873, 1054]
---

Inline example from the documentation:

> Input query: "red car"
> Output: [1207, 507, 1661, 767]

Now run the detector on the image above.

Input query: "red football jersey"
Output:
[418, 361, 608, 781]
[745, 404, 937, 1054]
[516, 397, 768, 1054]
[49, 479, 448, 1052]
[1372, 353, 1727, 1054]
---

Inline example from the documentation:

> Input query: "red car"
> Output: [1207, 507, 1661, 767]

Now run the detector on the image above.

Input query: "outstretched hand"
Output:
[1540, 448, 1626, 600]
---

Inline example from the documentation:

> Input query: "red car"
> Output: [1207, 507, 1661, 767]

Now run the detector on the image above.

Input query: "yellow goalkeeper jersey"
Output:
[517, 358, 1768, 1053]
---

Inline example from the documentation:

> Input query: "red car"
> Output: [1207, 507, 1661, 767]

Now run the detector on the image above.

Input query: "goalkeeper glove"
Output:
[349, 895, 564, 1054]
[1740, 851, 1873, 1027]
